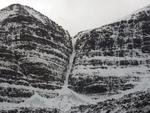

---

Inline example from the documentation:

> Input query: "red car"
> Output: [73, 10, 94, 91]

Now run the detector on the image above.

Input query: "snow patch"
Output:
[49, 87, 95, 111]
[20, 93, 49, 108]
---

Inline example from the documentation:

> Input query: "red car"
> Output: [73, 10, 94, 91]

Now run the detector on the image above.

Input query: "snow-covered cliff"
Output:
[69, 4, 150, 95]
[0, 4, 72, 104]
[0, 3, 150, 113]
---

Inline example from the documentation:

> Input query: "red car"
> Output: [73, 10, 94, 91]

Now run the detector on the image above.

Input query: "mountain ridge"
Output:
[0, 3, 150, 113]
[0, 3, 73, 108]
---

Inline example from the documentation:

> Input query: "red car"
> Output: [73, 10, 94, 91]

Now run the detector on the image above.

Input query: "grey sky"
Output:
[0, 0, 150, 36]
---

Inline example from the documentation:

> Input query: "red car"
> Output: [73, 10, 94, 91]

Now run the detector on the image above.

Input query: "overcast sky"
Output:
[0, 0, 150, 36]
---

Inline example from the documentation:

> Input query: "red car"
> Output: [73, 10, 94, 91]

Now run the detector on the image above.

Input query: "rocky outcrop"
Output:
[69, 5, 150, 94]
[0, 4, 72, 103]
[70, 90, 150, 113]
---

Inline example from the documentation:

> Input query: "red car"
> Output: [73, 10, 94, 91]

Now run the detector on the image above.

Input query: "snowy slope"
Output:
[49, 87, 95, 111]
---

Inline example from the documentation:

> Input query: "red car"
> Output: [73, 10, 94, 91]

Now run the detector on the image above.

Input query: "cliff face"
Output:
[0, 3, 150, 113]
[69, 5, 150, 94]
[0, 4, 72, 103]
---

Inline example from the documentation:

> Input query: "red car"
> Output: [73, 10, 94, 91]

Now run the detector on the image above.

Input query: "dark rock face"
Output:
[70, 90, 150, 113]
[69, 76, 137, 94]
[69, 5, 150, 94]
[0, 4, 72, 103]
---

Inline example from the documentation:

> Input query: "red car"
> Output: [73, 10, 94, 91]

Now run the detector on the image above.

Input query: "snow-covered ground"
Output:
[47, 87, 95, 111]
